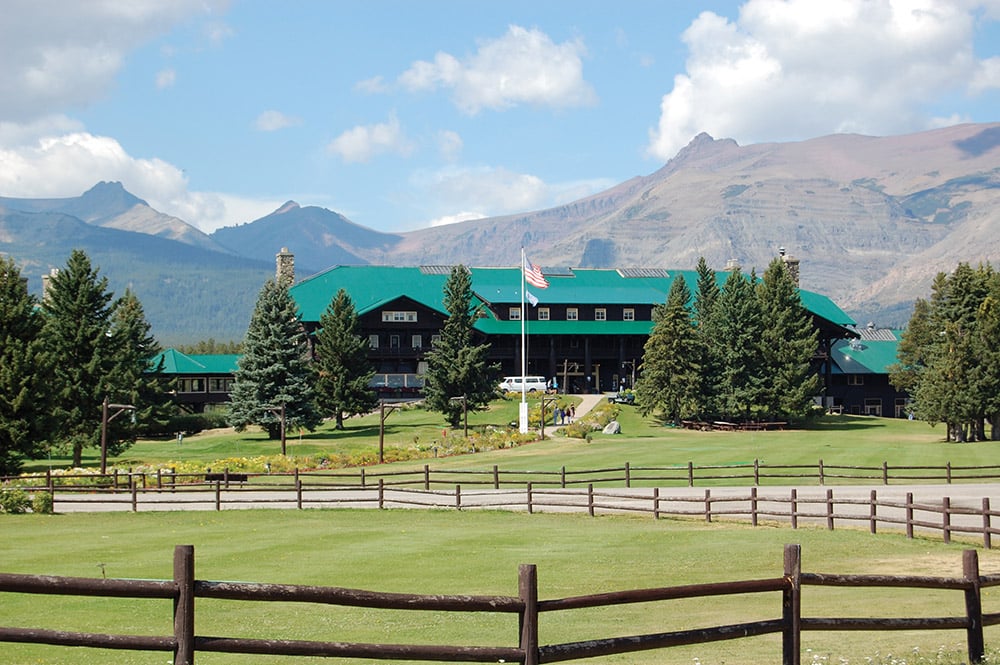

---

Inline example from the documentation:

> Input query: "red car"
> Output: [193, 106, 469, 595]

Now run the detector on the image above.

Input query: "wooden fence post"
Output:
[173, 545, 195, 665]
[782, 544, 801, 665]
[963, 549, 985, 664]
[625, 462, 631, 488]
[947, 462, 952, 484]
[687, 461, 694, 487]
[588, 484, 595, 517]
[296, 478, 303, 510]
[653, 487, 660, 520]
[882, 461, 888, 485]
[494, 465, 500, 490]
[527, 482, 533, 514]
[455, 484, 461, 511]
[869, 490, 877, 534]
[906, 492, 914, 540]
[214, 481, 221, 511]
[818, 459, 824, 486]
[751, 486, 758, 527]
[424, 465, 430, 490]
[790, 489, 798, 529]
[519, 564, 539, 665]
[983, 498, 992, 550]
[360, 467, 366, 488]
[943, 497, 952, 544]
[826, 490, 834, 530]
[131, 478, 138, 513]
[754, 458, 760, 486]
[378, 478, 385, 509]
[704, 489, 712, 523]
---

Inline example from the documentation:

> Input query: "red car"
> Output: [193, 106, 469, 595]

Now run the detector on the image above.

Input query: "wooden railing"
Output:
[1, 545, 998, 664]
[13, 459, 1000, 492]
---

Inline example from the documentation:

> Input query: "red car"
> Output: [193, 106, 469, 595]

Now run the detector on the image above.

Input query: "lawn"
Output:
[3, 509, 1000, 665]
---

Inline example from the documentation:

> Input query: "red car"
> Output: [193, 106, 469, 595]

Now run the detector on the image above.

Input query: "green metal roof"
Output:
[288, 265, 855, 329]
[830, 332, 902, 374]
[155, 349, 241, 375]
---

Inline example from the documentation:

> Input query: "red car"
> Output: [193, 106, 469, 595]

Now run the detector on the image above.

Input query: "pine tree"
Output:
[757, 258, 820, 422]
[634, 276, 701, 425]
[710, 268, 767, 420]
[228, 278, 320, 442]
[693, 257, 722, 416]
[105, 289, 171, 451]
[423, 266, 499, 427]
[314, 289, 378, 429]
[0, 258, 51, 475]
[41, 250, 119, 467]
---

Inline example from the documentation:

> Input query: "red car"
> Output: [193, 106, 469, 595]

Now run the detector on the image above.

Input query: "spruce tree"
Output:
[41, 250, 119, 467]
[106, 289, 171, 450]
[314, 288, 378, 429]
[0, 258, 50, 474]
[757, 258, 820, 422]
[423, 266, 499, 427]
[710, 268, 767, 420]
[634, 276, 701, 425]
[692, 257, 722, 416]
[228, 278, 320, 441]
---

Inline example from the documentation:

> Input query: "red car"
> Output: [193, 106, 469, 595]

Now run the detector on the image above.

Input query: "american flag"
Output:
[522, 254, 549, 289]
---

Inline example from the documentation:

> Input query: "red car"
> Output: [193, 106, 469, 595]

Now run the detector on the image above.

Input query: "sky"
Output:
[1, 1, 1000, 235]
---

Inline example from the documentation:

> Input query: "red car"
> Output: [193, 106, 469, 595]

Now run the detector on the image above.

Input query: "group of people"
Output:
[553, 404, 575, 426]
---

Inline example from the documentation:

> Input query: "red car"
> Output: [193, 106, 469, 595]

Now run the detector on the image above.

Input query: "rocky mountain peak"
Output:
[274, 201, 301, 215]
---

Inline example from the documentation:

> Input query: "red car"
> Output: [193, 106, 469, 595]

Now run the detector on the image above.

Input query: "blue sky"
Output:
[1, 1, 999, 234]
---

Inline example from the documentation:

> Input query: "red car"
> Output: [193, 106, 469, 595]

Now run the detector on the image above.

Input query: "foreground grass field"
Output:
[3, 509, 1000, 664]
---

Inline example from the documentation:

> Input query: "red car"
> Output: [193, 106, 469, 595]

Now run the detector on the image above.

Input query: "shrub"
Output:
[0, 485, 30, 514]
[167, 412, 230, 436]
[31, 491, 54, 514]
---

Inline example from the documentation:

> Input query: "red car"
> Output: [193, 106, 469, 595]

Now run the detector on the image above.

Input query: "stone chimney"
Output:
[41, 268, 59, 304]
[276, 247, 294, 285]
[724, 258, 741, 272]
[778, 246, 800, 286]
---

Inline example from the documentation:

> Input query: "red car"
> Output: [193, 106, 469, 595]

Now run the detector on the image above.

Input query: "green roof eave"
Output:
[153, 349, 241, 374]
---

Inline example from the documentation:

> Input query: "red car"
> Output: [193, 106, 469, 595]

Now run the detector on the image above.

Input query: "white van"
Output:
[499, 376, 548, 393]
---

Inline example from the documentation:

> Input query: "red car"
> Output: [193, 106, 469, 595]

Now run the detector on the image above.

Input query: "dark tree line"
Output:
[635, 257, 819, 426]
[890, 262, 1000, 442]
[0, 251, 169, 474]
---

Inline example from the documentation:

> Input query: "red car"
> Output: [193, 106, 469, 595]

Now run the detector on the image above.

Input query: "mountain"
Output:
[3, 123, 999, 342]
[0, 181, 230, 253]
[210, 201, 401, 274]
[374, 123, 1000, 325]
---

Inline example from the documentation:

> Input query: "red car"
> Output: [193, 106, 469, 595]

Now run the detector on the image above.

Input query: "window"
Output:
[848, 375, 865, 386]
[595, 308, 606, 321]
[509, 306, 521, 321]
[623, 308, 635, 321]
[382, 311, 417, 322]
[368, 334, 379, 349]
[390, 335, 400, 349]
[208, 378, 233, 393]
[178, 378, 205, 393]
[411, 334, 422, 349]
[864, 398, 882, 417]
[567, 308, 578, 321]
[538, 307, 550, 321]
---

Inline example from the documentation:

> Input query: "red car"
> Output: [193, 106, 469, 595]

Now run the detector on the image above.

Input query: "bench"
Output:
[204, 472, 249, 484]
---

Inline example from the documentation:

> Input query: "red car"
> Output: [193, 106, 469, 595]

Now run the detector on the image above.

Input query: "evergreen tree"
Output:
[314, 289, 378, 429]
[692, 257, 722, 416]
[757, 258, 820, 422]
[710, 268, 768, 420]
[106, 289, 171, 450]
[634, 277, 701, 425]
[0, 258, 50, 475]
[423, 266, 499, 427]
[228, 278, 320, 441]
[41, 250, 120, 467]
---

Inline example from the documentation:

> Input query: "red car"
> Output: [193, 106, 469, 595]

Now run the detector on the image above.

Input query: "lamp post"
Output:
[378, 401, 401, 464]
[264, 404, 287, 455]
[100, 396, 135, 475]
[540, 395, 558, 440]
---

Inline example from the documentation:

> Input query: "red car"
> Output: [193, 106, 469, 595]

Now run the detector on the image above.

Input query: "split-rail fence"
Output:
[1, 545, 999, 664]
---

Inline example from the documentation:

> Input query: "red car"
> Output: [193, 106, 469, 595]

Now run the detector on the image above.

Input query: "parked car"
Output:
[499, 376, 548, 393]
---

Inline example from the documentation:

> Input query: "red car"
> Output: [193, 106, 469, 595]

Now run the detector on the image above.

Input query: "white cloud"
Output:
[429, 211, 487, 227]
[398, 25, 597, 114]
[326, 113, 414, 163]
[647, 0, 998, 160]
[0, 1, 229, 122]
[156, 68, 177, 89]
[255, 110, 302, 132]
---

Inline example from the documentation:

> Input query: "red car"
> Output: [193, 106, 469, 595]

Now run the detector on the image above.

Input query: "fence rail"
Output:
[11, 459, 1000, 493]
[1, 545, 998, 664]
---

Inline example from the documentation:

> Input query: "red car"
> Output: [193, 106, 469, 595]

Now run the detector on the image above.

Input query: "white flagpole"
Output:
[519, 247, 529, 433]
